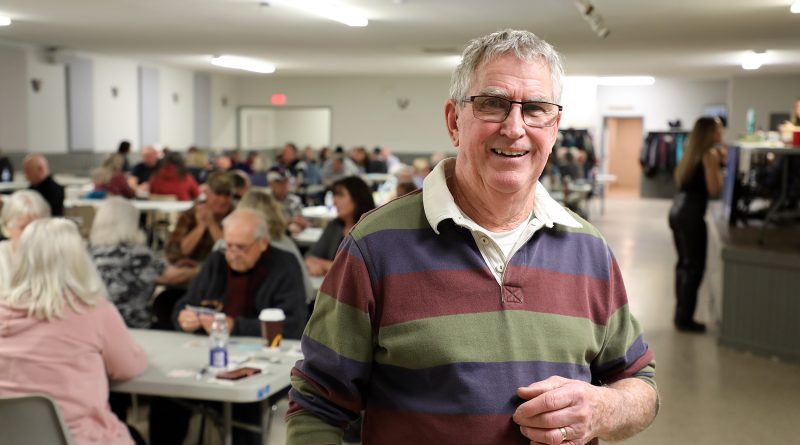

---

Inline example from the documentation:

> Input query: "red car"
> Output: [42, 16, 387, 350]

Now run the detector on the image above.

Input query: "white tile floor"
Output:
[184, 196, 800, 444]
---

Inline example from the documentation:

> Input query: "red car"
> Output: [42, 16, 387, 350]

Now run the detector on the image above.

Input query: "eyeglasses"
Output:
[462, 96, 562, 128]
[226, 239, 259, 254]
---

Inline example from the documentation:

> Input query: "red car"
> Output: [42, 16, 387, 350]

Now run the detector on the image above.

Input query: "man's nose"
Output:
[500, 104, 526, 139]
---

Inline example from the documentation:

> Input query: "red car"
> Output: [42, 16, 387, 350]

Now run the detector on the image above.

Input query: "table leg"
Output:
[261, 399, 272, 444]
[222, 402, 232, 445]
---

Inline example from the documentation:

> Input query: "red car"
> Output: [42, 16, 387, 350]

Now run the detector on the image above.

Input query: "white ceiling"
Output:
[0, 0, 799, 78]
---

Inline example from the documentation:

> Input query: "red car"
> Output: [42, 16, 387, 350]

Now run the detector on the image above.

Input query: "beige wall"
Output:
[235, 75, 454, 154]
[729, 73, 800, 138]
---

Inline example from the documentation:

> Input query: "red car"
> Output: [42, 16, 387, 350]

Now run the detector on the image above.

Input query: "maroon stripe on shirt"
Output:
[376, 266, 625, 328]
[360, 407, 600, 445]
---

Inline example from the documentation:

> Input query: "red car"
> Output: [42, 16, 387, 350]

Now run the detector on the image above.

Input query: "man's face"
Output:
[23, 162, 44, 185]
[224, 222, 268, 272]
[269, 180, 288, 201]
[446, 54, 560, 196]
[206, 190, 233, 216]
[142, 148, 158, 167]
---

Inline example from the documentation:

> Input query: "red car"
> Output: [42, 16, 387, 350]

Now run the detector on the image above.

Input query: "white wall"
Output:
[26, 48, 68, 154]
[560, 77, 599, 132]
[211, 74, 238, 149]
[93, 56, 139, 152]
[159, 66, 195, 150]
[235, 76, 453, 154]
[0, 44, 29, 152]
[274, 108, 331, 148]
[729, 73, 800, 138]
[596, 78, 729, 133]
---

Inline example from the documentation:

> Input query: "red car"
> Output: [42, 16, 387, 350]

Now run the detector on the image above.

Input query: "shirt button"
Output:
[496, 264, 505, 273]
[480, 237, 489, 245]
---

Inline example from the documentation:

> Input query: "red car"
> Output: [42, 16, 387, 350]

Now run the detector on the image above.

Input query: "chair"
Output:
[64, 204, 97, 239]
[0, 394, 74, 445]
[146, 194, 179, 250]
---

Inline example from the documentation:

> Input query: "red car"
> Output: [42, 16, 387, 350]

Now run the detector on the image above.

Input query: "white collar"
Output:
[422, 158, 582, 235]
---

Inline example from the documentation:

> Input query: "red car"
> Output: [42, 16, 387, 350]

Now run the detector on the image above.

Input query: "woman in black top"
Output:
[668, 117, 725, 333]
[305, 176, 375, 277]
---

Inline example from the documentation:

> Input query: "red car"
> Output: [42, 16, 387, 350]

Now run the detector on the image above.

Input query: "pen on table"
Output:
[196, 366, 208, 380]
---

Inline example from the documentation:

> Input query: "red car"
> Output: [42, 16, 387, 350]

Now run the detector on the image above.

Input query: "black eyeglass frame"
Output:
[461, 95, 563, 128]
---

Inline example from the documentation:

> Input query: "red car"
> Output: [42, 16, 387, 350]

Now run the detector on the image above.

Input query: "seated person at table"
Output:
[0, 190, 50, 289]
[23, 154, 64, 216]
[104, 153, 136, 198]
[148, 152, 200, 201]
[305, 176, 375, 277]
[0, 218, 147, 445]
[231, 169, 251, 200]
[90, 197, 199, 328]
[174, 208, 306, 338]
[129, 145, 160, 191]
[268, 169, 307, 234]
[165, 171, 234, 264]
[215, 190, 316, 305]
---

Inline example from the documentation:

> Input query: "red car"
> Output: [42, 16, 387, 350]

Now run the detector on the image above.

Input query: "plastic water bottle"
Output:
[1, 168, 9, 182]
[324, 190, 334, 209]
[209, 313, 229, 371]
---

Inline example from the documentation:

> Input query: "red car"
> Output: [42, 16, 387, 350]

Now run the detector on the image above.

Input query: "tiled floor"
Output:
[223, 196, 800, 444]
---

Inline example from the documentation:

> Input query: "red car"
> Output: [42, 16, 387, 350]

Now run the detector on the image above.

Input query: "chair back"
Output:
[0, 394, 74, 445]
[64, 205, 97, 239]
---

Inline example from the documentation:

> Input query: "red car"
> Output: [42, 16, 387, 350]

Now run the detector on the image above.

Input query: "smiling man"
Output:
[287, 29, 657, 445]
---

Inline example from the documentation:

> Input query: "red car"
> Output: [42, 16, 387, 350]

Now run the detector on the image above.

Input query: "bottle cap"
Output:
[213, 312, 226, 320]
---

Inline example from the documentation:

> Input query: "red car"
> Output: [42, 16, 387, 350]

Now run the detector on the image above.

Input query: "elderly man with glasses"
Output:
[173, 208, 306, 338]
[287, 30, 657, 445]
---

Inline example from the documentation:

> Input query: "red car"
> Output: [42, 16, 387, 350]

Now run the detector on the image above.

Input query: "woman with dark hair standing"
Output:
[668, 116, 725, 333]
[148, 152, 200, 201]
[305, 176, 375, 277]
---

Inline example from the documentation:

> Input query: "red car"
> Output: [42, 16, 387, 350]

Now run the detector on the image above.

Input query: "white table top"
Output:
[65, 198, 194, 213]
[0, 181, 29, 192]
[301, 205, 337, 220]
[292, 227, 323, 247]
[111, 329, 301, 403]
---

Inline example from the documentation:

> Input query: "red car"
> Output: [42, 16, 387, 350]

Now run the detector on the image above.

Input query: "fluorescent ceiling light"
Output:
[0, 16, 11, 26]
[741, 51, 766, 70]
[792, 1, 800, 13]
[210, 55, 275, 74]
[597, 76, 655, 86]
[272, 0, 368, 27]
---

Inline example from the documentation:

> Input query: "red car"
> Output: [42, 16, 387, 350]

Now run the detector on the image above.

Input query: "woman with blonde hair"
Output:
[0, 190, 51, 289]
[0, 218, 147, 445]
[668, 116, 725, 333]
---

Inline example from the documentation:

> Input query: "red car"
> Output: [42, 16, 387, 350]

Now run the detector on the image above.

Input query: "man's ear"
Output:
[444, 99, 460, 147]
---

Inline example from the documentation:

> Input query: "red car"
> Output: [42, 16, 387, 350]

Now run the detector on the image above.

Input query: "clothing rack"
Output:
[640, 130, 689, 178]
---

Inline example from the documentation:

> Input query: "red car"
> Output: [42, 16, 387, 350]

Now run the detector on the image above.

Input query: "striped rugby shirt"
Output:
[287, 159, 656, 445]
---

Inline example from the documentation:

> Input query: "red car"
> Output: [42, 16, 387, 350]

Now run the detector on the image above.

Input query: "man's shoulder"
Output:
[549, 208, 608, 244]
[350, 190, 427, 241]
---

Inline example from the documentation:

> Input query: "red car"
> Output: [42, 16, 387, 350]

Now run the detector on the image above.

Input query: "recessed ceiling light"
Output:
[597, 76, 655, 86]
[271, 0, 368, 27]
[741, 51, 766, 70]
[0, 16, 11, 27]
[791, 1, 800, 13]
[210, 55, 276, 74]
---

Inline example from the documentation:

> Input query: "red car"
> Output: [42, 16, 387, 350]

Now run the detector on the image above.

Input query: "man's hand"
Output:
[513, 376, 610, 445]
[194, 203, 213, 227]
[177, 309, 200, 333]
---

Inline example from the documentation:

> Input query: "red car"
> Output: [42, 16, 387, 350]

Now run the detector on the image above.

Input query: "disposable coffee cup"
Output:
[259, 308, 285, 348]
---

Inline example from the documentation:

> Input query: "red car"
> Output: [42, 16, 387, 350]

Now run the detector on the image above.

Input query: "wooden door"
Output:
[606, 117, 643, 194]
